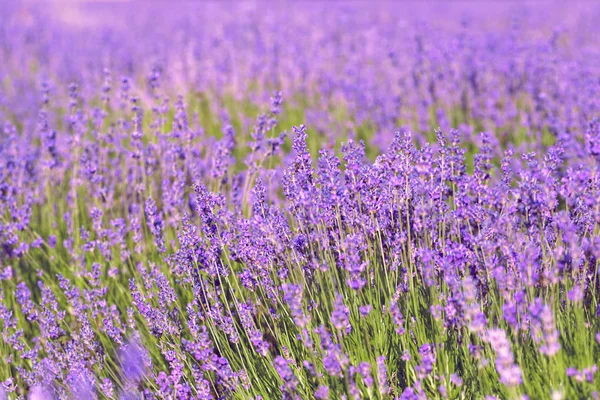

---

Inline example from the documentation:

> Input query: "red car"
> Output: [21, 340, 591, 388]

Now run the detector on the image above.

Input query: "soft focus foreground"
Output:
[1, 2, 600, 399]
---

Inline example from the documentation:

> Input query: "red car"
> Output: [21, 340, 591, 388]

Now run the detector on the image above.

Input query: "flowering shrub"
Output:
[1, 2, 600, 399]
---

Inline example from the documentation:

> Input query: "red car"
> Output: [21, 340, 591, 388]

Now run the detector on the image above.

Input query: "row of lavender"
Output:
[1, 2, 600, 399]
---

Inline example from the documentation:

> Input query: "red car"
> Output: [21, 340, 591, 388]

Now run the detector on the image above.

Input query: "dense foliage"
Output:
[1, 2, 600, 399]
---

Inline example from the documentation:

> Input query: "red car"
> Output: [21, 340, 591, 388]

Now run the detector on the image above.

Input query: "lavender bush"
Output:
[1, 2, 600, 399]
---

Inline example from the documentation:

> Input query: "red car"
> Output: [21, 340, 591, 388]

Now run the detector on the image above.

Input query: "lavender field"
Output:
[1, 2, 600, 399]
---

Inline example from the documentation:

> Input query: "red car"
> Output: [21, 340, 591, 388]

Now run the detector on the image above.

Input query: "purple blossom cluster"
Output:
[0, 1, 599, 400]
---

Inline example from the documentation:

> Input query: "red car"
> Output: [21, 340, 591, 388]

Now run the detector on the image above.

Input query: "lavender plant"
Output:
[1, 2, 600, 399]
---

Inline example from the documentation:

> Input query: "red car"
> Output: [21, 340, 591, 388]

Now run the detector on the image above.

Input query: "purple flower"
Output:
[314, 385, 329, 399]
[120, 337, 148, 383]
[273, 356, 298, 394]
[359, 305, 372, 316]
[28, 386, 54, 400]
[377, 356, 389, 395]
[485, 329, 522, 387]
[529, 299, 561, 356]
[331, 295, 351, 335]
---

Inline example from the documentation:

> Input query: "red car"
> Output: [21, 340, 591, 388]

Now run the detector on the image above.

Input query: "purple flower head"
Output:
[389, 298, 406, 335]
[47, 235, 57, 248]
[331, 295, 351, 335]
[567, 286, 583, 303]
[359, 305, 372, 316]
[282, 283, 309, 329]
[28, 386, 54, 400]
[358, 362, 373, 389]
[99, 378, 114, 398]
[274, 356, 298, 394]
[70, 372, 95, 399]
[314, 385, 329, 399]
[485, 329, 522, 387]
[270, 91, 283, 116]
[450, 373, 463, 387]
[416, 343, 436, 379]
[529, 299, 561, 356]
[377, 356, 389, 395]
[120, 337, 148, 383]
